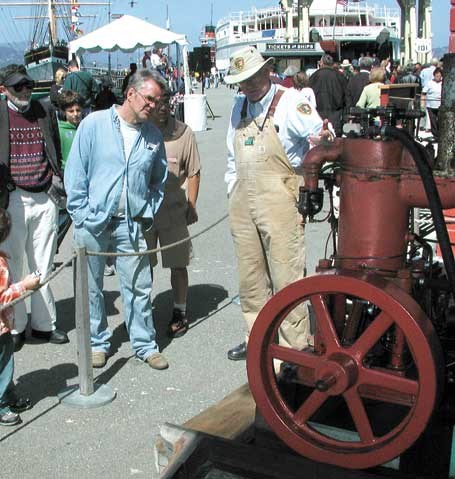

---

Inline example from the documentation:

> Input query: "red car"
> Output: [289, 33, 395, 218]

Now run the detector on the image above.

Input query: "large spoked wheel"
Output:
[247, 271, 443, 470]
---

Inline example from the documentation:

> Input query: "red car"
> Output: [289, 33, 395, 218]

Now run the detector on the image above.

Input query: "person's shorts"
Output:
[144, 223, 192, 269]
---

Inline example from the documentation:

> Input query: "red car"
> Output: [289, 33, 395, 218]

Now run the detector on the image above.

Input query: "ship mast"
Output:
[48, 0, 57, 45]
[6, 1, 109, 45]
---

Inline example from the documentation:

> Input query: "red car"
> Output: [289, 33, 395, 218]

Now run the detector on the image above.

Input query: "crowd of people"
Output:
[0, 60, 201, 424]
[0, 46, 444, 425]
[272, 53, 443, 140]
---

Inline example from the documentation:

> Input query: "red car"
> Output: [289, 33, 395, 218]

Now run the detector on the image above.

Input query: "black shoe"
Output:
[227, 342, 247, 361]
[12, 332, 26, 352]
[31, 329, 69, 344]
[8, 397, 32, 414]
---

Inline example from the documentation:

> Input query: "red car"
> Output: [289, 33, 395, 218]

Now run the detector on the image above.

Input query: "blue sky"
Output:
[0, 0, 448, 57]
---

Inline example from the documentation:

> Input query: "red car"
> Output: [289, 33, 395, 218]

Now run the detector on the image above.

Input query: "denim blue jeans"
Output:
[0, 333, 15, 414]
[73, 218, 158, 360]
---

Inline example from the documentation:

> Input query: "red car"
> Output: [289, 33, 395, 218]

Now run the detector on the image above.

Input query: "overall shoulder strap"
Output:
[240, 97, 248, 120]
[268, 89, 285, 118]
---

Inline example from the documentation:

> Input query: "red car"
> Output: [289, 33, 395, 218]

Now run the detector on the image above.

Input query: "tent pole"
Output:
[176, 43, 180, 92]
[182, 43, 191, 95]
[107, 0, 111, 75]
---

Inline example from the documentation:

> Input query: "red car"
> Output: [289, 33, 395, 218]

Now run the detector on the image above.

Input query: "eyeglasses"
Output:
[134, 88, 164, 106]
[12, 81, 35, 92]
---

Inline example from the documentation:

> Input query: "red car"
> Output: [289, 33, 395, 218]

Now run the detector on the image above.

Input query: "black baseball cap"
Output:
[0, 64, 34, 87]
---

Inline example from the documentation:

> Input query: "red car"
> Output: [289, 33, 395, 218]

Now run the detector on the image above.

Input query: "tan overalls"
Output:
[229, 92, 310, 350]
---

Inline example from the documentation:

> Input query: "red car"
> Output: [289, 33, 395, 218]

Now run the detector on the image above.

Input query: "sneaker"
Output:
[0, 410, 21, 426]
[92, 351, 107, 368]
[146, 353, 169, 370]
[168, 309, 189, 338]
[104, 265, 115, 276]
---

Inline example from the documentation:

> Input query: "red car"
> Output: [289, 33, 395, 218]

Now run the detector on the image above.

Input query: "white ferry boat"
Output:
[215, 0, 400, 72]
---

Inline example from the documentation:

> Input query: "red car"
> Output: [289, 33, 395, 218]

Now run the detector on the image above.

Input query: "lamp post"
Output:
[107, 0, 111, 74]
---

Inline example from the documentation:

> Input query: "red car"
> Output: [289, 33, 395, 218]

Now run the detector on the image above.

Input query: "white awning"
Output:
[68, 14, 188, 57]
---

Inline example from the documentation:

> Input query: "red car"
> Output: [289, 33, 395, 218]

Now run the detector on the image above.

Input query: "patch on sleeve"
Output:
[297, 102, 312, 115]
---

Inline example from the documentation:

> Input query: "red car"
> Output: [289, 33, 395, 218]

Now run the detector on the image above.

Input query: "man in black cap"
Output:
[0, 64, 68, 351]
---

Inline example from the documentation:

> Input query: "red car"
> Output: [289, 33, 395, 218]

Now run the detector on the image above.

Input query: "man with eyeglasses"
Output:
[0, 64, 69, 351]
[64, 69, 169, 370]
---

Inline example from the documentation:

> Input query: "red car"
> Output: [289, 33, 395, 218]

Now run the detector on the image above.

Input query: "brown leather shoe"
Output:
[146, 353, 169, 370]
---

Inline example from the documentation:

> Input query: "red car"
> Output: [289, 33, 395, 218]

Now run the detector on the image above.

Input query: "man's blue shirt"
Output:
[64, 105, 168, 237]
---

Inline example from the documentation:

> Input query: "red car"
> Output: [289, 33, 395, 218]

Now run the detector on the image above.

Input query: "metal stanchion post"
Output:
[75, 246, 94, 395]
[58, 247, 116, 408]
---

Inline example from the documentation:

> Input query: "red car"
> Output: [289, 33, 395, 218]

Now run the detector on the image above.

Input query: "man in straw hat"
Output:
[224, 46, 333, 361]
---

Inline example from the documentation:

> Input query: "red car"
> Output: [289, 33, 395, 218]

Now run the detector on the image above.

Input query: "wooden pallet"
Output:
[154, 384, 425, 479]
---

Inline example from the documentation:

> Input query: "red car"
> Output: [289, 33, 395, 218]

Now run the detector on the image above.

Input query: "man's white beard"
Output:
[10, 95, 31, 110]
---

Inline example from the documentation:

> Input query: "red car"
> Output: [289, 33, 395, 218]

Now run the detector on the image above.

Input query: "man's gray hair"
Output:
[359, 56, 374, 70]
[127, 68, 170, 95]
[320, 54, 334, 67]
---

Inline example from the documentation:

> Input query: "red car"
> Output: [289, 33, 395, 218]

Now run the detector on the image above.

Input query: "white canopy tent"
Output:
[68, 14, 191, 93]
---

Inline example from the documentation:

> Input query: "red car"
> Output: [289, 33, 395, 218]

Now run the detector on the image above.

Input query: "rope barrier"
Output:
[0, 212, 229, 312]
[86, 213, 229, 257]
[0, 253, 77, 313]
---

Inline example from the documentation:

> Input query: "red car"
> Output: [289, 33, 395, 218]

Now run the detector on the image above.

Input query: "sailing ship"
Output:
[5, 0, 105, 82]
[215, 0, 400, 72]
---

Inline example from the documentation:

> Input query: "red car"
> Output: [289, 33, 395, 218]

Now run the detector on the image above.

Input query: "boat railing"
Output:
[316, 24, 399, 39]
[226, 22, 398, 44]
[81, 66, 126, 90]
[217, 4, 400, 28]
[218, 5, 284, 26]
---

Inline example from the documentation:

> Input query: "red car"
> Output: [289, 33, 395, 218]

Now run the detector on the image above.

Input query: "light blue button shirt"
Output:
[64, 105, 168, 237]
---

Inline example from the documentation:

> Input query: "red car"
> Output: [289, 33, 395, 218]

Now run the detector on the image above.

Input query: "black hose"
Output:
[383, 126, 455, 300]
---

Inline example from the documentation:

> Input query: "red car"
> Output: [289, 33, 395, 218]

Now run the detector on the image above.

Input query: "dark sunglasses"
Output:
[12, 81, 35, 92]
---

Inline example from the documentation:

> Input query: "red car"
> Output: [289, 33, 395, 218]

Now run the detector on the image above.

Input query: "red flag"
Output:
[337, 0, 348, 6]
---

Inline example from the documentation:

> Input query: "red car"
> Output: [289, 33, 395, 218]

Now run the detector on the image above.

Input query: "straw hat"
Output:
[224, 46, 274, 84]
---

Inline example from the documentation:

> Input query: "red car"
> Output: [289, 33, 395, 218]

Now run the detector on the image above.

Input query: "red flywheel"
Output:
[247, 271, 444, 469]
